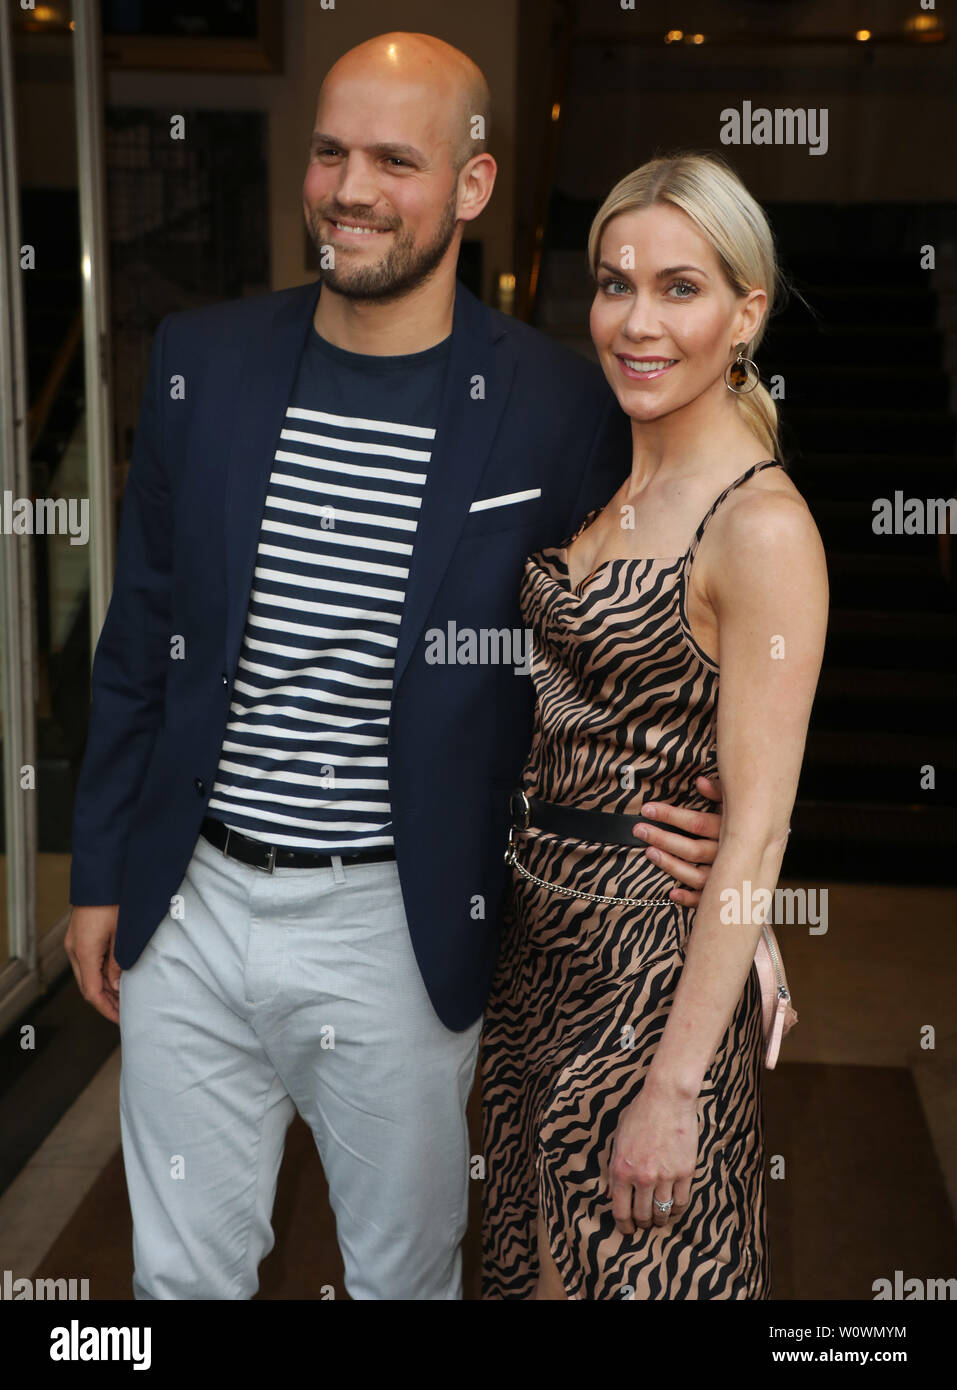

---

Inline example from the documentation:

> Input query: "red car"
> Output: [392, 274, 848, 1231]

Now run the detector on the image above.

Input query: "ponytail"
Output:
[735, 378, 780, 458]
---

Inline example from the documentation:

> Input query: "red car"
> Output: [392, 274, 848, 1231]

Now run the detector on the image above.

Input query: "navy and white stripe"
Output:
[209, 354, 442, 849]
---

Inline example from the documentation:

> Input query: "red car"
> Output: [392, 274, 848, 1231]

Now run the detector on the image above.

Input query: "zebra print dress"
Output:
[480, 460, 783, 1300]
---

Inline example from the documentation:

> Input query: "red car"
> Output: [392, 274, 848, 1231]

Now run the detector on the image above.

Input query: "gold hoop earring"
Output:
[725, 342, 760, 395]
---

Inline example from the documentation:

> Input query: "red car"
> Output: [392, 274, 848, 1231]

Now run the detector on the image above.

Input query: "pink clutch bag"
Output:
[754, 923, 798, 1069]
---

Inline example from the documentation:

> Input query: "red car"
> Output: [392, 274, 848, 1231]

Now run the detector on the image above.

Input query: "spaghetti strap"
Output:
[683, 458, 783, 569]
[676, 458, 784, 670]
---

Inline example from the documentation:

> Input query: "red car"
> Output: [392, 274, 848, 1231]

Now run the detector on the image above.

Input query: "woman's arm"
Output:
[648, 488, 827, 1095]
[607, 487, 828, 1233]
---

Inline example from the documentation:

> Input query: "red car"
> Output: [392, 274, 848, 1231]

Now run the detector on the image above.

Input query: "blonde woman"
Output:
[481, 153, 828, 1300]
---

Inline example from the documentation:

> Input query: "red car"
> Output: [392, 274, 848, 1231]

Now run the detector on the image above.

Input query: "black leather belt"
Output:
[508, 789, 698, 847]
[200, 817, 396, 873]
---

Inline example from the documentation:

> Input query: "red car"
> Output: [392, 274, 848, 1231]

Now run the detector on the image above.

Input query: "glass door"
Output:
[0, 0, 113, 1028]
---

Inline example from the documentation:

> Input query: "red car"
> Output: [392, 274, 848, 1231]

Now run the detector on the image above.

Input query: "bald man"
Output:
[66, 31, 721, 1300]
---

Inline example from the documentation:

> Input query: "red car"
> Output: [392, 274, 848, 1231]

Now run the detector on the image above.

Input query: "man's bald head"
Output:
[320, 31, 491, 172]
[303, 32, 496, 303]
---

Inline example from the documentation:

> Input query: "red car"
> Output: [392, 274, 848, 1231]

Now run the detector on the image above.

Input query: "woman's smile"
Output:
[616, 354, 679, 381]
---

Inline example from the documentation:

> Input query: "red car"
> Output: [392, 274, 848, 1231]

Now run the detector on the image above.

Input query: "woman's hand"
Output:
[606, 1080, 700, 1234]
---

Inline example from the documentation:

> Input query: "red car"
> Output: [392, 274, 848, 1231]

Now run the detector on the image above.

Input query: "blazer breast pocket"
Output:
[461, 487, 544, 537]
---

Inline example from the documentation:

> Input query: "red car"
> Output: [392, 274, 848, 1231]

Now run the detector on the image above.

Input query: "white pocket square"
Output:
[469, 487, 542, 513]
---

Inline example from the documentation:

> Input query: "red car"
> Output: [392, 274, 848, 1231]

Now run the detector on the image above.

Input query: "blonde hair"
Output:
[587, 152, 782, 458]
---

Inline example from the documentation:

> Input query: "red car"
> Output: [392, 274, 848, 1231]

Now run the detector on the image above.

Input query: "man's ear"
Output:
[457, 152, 497, 223]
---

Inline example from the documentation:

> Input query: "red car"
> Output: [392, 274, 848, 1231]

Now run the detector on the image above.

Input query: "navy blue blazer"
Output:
[69, 277, 632, 1030]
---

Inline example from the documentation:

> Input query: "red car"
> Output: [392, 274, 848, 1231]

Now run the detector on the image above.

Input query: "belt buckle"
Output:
[509, 788, 530, 830]
[223, 825, 276, 873]
[505, 789, 530, 865]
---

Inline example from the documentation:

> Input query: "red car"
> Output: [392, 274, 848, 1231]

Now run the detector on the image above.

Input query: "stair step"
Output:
[781, 253, 932, 289]
[793, 801, 957, 838]
[823, 610, 957, 671]
[810, 703, 952, 737]
[798, 773, 948, 806]
[787, 408, 955, 455]
[828, 608, 957, 635]
[774, 284, 937, 329]
[823, 558, 952, 611]
[824, 642, 954, 671]
[789, 454, 956, 497]
[812, 668, 956, 734]
[763, 324, 943, 368]
[757, 364, 950, 411]
[808, 512, 956, 555]
[806, 664, 957, 739]
[827, 551, 945, 576]
[805, 729, 956, 766]
[786, 801, 957, 884]
[817, 667, 957, 699]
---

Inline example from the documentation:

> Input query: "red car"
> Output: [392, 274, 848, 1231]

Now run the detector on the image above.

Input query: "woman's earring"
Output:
[725, 342, 760, 395]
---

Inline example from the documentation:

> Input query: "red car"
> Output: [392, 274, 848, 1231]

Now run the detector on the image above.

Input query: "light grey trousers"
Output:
[118, 830, 482, 1300]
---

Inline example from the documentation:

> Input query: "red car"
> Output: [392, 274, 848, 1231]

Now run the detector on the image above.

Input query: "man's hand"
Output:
[64, 905, 122, 1023]
[633, 776, 723, 907]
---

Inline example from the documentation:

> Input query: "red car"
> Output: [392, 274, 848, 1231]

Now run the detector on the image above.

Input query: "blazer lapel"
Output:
[224, 280, 321, 672]
[392, 280, 515, 691]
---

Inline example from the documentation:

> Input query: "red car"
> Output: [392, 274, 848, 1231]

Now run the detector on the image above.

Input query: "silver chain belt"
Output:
[505, 835, 676, 908]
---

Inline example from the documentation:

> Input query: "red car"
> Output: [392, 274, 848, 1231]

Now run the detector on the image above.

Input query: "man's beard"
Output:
[308, 188, 459, 304]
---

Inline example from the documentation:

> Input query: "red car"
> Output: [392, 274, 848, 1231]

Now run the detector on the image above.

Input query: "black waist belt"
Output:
[509, 790, 698, 847]
[200, 817, 396, 873]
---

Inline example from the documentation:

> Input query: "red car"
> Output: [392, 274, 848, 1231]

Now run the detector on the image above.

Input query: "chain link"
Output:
[507, 848, 676, 908]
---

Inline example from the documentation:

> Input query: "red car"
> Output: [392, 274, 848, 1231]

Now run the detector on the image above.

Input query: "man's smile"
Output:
[325, 215, 394, 240]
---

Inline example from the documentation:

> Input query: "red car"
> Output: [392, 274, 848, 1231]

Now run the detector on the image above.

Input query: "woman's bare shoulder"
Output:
[702, 466, 826, 582]
[718, 467, 817, 541]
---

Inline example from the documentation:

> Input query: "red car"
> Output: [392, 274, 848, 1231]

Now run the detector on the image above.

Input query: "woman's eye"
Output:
[599, 278, 630, 295]
[669, 279, 699, 298]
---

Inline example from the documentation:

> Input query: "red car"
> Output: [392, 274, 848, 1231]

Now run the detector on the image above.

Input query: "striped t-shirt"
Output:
[207, 323, 451, 850]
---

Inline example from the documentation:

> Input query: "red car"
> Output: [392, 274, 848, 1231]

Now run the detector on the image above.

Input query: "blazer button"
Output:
[221, 673, 228, 686]
[194, 778, 206, 796]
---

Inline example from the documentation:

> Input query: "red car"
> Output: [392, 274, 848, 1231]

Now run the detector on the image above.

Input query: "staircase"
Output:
[533, 206, 956, 885]
[767, 236, 956, 884]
